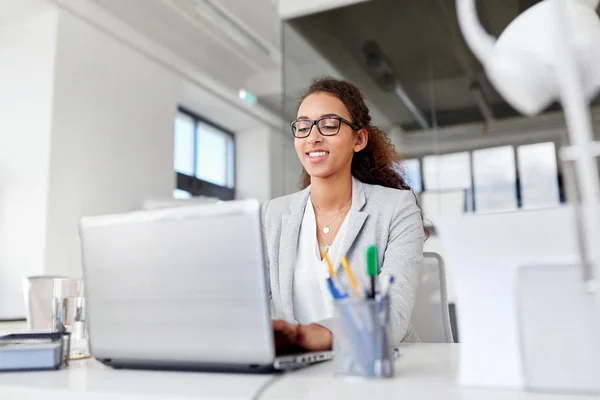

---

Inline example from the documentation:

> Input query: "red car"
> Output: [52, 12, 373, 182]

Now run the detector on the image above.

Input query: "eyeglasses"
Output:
[290, 116, 360, 138]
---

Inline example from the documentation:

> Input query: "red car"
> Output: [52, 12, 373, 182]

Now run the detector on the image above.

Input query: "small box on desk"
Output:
[0, 332, 68, 372]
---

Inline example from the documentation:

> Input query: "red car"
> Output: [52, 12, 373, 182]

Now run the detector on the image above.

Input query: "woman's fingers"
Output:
[272, 319, 287, 331]
[295, 323, 333, 351]
[275, 320, 298, 336]
[273, 321, 333, 351]
[272, 320, 298, 338]
[272, 320, 300, 350]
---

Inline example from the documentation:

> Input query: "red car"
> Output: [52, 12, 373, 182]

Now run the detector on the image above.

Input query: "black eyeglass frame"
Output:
[290, 116, 361, 138]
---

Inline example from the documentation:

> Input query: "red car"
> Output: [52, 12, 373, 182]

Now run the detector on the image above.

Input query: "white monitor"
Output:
[437, 206, 581, 389]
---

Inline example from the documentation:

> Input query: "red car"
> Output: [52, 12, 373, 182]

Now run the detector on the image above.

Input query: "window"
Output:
[423, 151, 471, 190]
[174, 113, 195, 176]
[421, 152, 471, 223]
[518, 142, 560, 209]
[412, 141, 561, 218]
[174, 107, 235, 200]
[195, 123, 231, 187]
[473, 146, 517, 213]
[400, 159, 422, 192]
[173, 189, 192, 199]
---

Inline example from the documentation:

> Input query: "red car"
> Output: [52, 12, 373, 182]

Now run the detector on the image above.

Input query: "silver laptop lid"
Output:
[80, 199, 274, 366]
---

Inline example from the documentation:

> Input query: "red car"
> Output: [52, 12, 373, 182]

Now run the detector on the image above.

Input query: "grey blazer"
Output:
[262, 176, 425, 345]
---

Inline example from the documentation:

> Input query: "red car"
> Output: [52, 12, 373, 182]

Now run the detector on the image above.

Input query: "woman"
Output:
[263, 77, 426, 352]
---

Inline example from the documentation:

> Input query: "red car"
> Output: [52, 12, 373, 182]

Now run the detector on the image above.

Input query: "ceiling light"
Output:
[239, 89, 257, 105]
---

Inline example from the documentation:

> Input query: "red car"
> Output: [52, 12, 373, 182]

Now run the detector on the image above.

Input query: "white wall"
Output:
[0, 0, 55, 25]
[270, 130, 303, 198]
[0, 3, 300, 318]
[279, 0, 370, 20]
[284, 145, 304, 195]
[235, 127, 302, 202]
[235, 127, 272, 203]
[44, 11, 179, 279]
[0, 10, 58, 318]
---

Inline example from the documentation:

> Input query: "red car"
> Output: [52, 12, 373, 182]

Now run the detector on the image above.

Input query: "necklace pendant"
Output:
[323, 226, 330, 234]
[324, 245, 331, 253]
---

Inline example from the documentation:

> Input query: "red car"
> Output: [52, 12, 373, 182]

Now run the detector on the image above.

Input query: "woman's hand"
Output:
[272, 320, 332, 352]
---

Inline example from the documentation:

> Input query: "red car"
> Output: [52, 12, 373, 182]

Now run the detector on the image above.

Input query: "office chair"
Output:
[411, 252, 454, 343]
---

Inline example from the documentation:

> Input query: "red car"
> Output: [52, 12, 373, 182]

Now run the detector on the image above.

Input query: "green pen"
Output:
[366, 245, 378, 299]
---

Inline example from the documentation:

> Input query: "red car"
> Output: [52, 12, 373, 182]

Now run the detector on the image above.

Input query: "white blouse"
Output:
[292, 199, 351, 324]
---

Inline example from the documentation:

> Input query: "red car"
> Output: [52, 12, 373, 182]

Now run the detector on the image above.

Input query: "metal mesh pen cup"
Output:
[333, 298, 393, 378]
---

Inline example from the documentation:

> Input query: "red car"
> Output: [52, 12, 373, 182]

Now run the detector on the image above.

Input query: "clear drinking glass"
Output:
[52, 278, 90, 360]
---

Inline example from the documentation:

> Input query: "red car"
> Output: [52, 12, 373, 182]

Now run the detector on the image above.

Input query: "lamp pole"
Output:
[554, 0, 600, 293]
[457, 0, 600, 295]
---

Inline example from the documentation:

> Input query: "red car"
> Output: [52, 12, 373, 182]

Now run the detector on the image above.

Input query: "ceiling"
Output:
[90, 0, 282, 103]
[87, 0, 394, 128]
[286, 0, 600, 131]
[87, 0, 600, 132]
[0, 0, 56, 24]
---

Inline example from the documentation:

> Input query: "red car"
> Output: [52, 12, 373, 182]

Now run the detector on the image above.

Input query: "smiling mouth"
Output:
[307, 151, 329, 159]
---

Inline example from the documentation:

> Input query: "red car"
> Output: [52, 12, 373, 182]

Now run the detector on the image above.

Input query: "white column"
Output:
[235, 127, 272, 203]
[236, 127, 303, 202]
[270, 130, 302, 198]
[0, 9, 59, 318]
[44, 11, 179, 279]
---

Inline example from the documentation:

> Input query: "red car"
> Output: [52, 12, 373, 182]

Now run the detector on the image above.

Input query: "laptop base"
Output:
[97, 350, 333, 374]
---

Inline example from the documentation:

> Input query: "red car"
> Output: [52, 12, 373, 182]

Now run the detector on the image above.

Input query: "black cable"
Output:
[250, 370, 289, 400]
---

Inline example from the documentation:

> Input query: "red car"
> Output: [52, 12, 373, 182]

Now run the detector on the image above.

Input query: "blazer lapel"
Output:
[337, 176, 369, 267]
[279, 187, 310, 322]
[278, 178, 369, 319]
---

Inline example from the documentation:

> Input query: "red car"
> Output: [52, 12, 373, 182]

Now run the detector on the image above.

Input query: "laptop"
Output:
[79, 199, 332, 372]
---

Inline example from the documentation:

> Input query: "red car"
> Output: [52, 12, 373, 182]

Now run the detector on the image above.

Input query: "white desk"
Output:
[0, 321, 272, 399]
[0, 359, 273, 400]
[262, 344, 600, 400]
[0, 343, 597, 400]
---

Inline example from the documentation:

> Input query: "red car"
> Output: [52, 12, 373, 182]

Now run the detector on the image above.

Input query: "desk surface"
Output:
[263, 344, 599, 400]
[0, 343, 597, 400]
[0, 358, 272, 400]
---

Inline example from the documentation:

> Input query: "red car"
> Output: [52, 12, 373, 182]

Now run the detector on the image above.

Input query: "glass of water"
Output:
[52, 278, 90, 360]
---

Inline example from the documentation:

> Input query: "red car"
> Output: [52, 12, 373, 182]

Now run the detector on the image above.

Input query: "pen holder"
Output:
[333, 298, 393, 378]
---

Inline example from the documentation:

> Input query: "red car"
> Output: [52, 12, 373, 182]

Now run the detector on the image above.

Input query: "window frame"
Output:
[516, 142, 561, 209]
[405, 141, 563, 214]
[398, 158, 423, 193]
[422, 151, 472, 192]
[471, 145, 518, 213]
[175, 106, 235, 200]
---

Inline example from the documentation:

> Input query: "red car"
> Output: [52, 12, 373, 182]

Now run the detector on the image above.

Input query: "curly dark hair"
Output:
[297, 76, 427, 236]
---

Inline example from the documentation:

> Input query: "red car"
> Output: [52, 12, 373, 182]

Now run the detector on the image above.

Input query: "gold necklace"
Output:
[314, 200, 352, 234]
[316, 206, 351, 253]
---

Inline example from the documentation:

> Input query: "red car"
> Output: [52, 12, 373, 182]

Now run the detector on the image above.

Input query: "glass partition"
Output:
[281, 0, 576, 219]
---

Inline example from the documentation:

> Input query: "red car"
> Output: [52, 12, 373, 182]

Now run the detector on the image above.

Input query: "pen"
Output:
[341, 257, 360, 298]
[326, 277, 346, 300]
[322, 252, 336, 278]
[366, 245, 378, 299]
[380, 275, 395, 299]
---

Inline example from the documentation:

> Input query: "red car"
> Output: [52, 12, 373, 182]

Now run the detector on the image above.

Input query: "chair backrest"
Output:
[411, 252, 454, 343]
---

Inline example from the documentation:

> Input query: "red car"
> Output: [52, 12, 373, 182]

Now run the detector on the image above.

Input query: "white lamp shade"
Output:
[486, 48, 557, 115]
[458, 0, 600, 116]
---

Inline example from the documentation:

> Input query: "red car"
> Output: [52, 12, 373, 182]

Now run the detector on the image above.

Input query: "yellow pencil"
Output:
[322, 252, 335, 277]
[341, 257, 360, 298]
